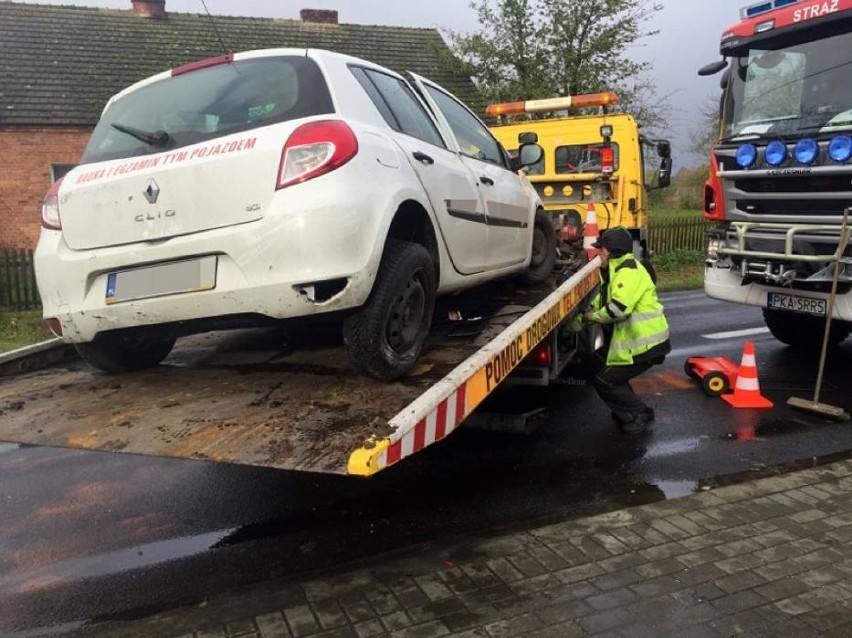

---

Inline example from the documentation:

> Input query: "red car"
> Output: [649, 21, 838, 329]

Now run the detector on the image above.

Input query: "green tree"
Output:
[447, 0, 666, 130]
[688, 92, 723, 160]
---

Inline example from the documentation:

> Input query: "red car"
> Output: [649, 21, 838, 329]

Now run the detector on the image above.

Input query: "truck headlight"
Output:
[705, 237, 724, 259]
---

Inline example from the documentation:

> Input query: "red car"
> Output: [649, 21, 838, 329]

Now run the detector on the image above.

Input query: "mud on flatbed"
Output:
[0, 279, 566, 474]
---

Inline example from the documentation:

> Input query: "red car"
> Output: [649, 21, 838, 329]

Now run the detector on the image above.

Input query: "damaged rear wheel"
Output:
[343, 240, 436, 381]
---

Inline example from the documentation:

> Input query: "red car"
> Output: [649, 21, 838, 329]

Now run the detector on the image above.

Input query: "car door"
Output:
[350, 66, 487, 274]
[409, 74, 532, 270]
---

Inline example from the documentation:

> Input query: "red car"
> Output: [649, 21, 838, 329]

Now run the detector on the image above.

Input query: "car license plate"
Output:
[106, 256, 217, 304]
[766, 291, 826, 316]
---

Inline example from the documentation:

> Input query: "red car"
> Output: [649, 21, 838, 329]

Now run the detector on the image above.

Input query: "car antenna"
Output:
[200, 0, 228, 55]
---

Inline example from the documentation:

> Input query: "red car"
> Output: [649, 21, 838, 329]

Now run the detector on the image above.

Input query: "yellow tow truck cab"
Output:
[487, 92, 672, 270]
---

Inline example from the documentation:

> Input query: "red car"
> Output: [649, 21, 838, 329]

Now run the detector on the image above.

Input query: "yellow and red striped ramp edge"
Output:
[347, 258, 601, 476]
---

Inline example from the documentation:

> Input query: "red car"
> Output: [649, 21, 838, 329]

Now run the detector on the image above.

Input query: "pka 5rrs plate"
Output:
[766, 291, 826, 316]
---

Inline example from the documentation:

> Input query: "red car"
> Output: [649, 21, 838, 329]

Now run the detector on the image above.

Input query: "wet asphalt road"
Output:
[2, 290, 852, 636]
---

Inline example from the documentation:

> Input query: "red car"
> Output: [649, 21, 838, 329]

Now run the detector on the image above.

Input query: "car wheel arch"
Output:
[386, 199, 441, 286]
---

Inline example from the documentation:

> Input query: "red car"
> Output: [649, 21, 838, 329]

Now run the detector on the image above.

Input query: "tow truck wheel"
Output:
[343, 240, 436, 381]
[517, 209, 557, 286]
[701, 371, 729, 397]
[75, 332, 176, 373]
[763, 309, 852, 348]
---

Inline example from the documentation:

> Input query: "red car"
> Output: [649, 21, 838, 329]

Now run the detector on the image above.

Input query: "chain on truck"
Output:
[485, 91, 673, 282]
[699, 0, 852, 349]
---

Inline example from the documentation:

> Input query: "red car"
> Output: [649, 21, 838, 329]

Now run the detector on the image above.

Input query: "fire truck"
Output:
[486, 92, 673, 277]
[699, 0, 852, 348]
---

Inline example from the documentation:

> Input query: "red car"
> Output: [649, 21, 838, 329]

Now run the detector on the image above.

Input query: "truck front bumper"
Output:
[704, 261, 852, 322]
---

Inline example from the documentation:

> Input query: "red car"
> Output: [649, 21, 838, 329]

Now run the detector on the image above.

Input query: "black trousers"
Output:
[591, 360, 653, 418]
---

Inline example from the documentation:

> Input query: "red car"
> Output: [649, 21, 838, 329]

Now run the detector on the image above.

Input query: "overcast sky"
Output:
[16, 0, 749, 168]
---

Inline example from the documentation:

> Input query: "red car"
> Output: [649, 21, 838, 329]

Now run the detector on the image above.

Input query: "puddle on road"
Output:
[721, 416, 828, 441]
[643, 437, 701, 459]
[1, 528, 238, 595]
[1, 619, 87, 638]
[612, 479, 699, 507]
[653, 480, 699, 499]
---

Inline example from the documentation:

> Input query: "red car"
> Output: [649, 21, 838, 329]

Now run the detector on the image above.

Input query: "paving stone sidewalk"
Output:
[83, 459, 852, 638]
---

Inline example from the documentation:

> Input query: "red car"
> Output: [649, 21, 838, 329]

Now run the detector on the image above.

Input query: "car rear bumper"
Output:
[35, 209, 381, 342]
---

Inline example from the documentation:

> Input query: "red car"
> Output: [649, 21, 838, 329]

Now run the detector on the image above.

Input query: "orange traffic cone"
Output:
[583, 202, 599, 258]
[722, 341, 773, 408]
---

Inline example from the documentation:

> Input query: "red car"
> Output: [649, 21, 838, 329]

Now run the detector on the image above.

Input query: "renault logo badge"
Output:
[144, 179, 160, 204]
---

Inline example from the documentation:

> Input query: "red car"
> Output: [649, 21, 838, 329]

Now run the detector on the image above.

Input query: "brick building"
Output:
[0, 0, 478, 249]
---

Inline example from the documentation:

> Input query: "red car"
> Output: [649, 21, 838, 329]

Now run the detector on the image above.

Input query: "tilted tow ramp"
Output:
[0, 261, 599, 476]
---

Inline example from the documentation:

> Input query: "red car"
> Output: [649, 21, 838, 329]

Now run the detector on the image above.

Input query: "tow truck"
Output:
[699, 0, 852, 348]
[0, 260, 600, 476]
[485, 92, 673, 277]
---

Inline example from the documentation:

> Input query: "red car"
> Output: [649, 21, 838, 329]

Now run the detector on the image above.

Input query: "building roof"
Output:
[0, 1, 479, 126]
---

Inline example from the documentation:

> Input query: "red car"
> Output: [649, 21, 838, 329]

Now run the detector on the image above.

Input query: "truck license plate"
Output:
[766, 291, 826, 316]
[106, 255, 217, 304]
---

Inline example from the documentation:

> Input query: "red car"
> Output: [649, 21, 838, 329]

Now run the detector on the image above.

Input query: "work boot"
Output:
[611, 410, 632, 426]
[621, 408, 655, 435]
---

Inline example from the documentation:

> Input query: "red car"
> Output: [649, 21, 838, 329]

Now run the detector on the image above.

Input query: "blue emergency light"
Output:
[829, 136, 852, 163]
[736, 143, 758, 168]
[793, 138, 818, 164]
[764, 140, 788, 166]
[741, 0, 802, 19]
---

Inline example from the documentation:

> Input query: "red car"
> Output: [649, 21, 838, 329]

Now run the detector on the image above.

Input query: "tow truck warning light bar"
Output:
[741, 0, 802, 19]
[485, 92, 619, 118]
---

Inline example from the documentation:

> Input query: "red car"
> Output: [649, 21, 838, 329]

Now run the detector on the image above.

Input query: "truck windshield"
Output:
[81, 56, 334, 164]
[722, 29, 852, 140]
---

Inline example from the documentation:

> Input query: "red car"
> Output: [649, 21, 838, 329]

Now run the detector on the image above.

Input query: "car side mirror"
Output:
[518, 131, 538, 145]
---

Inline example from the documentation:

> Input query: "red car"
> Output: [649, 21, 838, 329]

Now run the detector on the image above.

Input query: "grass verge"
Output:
[0, 310, 54, 353]
[653, 249, 704, 293]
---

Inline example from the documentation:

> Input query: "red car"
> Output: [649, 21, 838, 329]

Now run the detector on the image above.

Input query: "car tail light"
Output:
[41, 177, 64, 230]
[277, 120, 358, 190]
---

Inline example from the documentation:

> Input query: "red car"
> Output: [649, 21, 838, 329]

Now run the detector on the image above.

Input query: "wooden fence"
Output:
[0, 215, 711, 311]
[648, 215, 714, 256]
[1, 248, 41, 311]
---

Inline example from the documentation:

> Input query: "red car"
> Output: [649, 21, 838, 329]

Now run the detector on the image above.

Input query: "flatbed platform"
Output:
[0, 264, 599, 475]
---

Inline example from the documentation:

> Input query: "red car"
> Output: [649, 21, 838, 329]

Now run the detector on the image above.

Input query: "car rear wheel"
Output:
[517, 209, 557, 286]
[75, 332, 176, 373]
[343, 240, 436, 381]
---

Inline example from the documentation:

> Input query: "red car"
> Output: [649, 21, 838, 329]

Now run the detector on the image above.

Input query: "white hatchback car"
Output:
[35, 48, 554, 380]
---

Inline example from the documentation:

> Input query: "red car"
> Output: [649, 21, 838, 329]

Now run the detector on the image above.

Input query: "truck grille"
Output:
[717, 147, 852, 221]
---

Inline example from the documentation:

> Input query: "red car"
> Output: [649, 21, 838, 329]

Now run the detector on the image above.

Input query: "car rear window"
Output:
[81, 56, 334, 164]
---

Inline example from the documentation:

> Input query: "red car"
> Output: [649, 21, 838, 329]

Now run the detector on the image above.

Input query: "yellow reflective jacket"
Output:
[586, 253, 670, 366]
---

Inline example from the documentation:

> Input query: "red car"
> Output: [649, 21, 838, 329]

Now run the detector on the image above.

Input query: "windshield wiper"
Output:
[111, 122, 172, 148]
[718, 133, 764, 144]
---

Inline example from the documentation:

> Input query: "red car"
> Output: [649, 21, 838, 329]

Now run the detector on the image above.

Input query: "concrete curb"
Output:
[0, 338, 78, 377]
